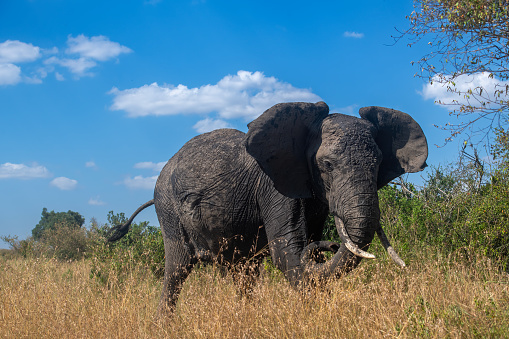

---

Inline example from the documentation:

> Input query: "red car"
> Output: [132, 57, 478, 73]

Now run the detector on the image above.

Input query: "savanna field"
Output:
[2, 136, 509, 338]
[1, 250, 508, 338]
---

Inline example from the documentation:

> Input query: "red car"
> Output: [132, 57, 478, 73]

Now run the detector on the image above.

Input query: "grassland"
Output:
[1, 250, 508, 338]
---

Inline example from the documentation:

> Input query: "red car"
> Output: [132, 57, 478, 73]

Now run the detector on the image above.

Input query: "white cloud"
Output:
[125, 162, 164, 190]
[133, 161, 166, 171]
[23, 74, 43, 84]
[66, 35, 132, 61]
[0, 40, 41, 64]
[43, 47, 59, 55]
[45, 56, 97, 77]
[109, 70, 322, 121]
[45, 35, 131, 77]
[0, 36, 130, 84]
[193, 118, 232, 133]
[344, 31, 364, 39]
[50, 177, 78, 190]
[123, 175, 158, 190]
[85, 161, 97, 169]
[422, 72, 509, 107]
[0, 162, 51, 179]
[0, 63, 21, 85]
[88, 196, 106, 206]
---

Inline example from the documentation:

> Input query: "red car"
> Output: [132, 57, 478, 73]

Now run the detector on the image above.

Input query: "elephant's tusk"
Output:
[334, 216, 376, 259]
[376, 227, 406, 268]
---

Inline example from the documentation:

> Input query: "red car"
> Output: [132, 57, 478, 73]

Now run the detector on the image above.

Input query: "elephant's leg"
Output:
[158, 238, 195, 315]
[261, 198, 309, 286]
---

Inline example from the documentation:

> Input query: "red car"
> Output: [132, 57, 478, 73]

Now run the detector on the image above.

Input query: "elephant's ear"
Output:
[359, 106, 428, 189]
[245, 101, 329, 198]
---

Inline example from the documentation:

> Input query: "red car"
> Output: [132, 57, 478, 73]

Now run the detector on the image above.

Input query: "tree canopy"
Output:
[32, 208, 85, 240]
[401, 0, 509, 141]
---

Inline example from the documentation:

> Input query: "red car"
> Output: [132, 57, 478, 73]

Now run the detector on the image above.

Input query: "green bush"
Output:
[88, 211, 165, 285]
[40, 223, 89, 260]
[377, 160, 509, 271]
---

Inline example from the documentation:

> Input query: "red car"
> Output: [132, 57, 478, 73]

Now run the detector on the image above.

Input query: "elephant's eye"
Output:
[323, 160, 333, 172]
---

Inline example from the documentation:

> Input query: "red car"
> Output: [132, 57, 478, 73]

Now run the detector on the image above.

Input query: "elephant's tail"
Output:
[107, 199, 155, 242]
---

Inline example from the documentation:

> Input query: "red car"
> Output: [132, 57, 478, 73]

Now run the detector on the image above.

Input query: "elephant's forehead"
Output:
[321, 114, 374, 143]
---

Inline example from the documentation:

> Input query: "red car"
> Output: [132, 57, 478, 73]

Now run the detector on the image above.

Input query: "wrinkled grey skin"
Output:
[108, 101, 428, 314]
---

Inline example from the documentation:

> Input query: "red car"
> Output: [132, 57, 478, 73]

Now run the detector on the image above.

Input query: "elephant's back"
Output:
[166, 128, 247, 176]
[155, 128, 251, 204]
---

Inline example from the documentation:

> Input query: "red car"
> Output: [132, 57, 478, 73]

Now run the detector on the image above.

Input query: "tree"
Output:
[32, 208, 85, 240]
[400, 0, 509, 141]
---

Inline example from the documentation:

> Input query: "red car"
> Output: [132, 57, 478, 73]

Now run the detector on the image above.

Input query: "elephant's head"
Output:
[245, 101, 428, 278]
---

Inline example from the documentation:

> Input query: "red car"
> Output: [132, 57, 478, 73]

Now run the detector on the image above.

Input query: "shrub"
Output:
[39, 222, 89, 260]
[377, 160, 509, 271]
[88, 211, 165, 285]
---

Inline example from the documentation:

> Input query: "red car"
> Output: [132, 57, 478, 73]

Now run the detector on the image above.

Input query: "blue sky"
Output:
[0, 0, 473, 247]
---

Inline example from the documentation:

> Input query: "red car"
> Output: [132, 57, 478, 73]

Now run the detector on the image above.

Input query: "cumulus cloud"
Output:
[45, 35, 131, 77]
[109, 71, 322, 123]
[66, 34, 132, 62]
[88, 196, 106, 206]
[50, 177, 78, 190]
[133, 161, 166, 172]
[0, 40, 41, 64]
[0, 40, 41, 85]
[0, 162, 51, 179]
[422, 72, 509, 107]
[0, 63, 21, 85]
[123, 175, 158, 190]
[45, 56, 97, 77]
[193, 118, 232, 133]
[0, 35, 131, 84]
[344, 31, 364, 39]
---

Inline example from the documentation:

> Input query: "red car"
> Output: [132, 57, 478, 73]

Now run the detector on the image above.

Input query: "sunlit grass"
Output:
[1, 252, 508, 338]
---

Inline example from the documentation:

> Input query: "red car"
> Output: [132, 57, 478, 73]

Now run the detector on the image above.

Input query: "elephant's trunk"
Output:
[301, 215, 371, 280]
[333, 215, 406, 267]
[301, 184, 406, 279]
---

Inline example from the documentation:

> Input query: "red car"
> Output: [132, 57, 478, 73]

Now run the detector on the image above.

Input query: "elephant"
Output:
[108, 101, 428, 313]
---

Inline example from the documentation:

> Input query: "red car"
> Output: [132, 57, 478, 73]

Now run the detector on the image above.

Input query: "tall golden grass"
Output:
[1, 252, 508, 338]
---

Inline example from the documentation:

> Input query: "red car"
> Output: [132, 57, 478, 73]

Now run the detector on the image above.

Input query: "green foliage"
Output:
[2, 225, 89, 260]
[401, 0, 509, 139]
[32, 208, 85, 240]
[40, 223, 89, 260]
[322, 214, 340, 244]
[377, 155, 509, 271]
[89, 211, 165, 285]
[492, 128, 509, 169]
[0, 248, 15, 259]
[4, 209, 165, 281]
[0, 235, 39, 258]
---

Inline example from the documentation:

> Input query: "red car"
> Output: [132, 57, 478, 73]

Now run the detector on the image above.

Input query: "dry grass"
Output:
[1, 253, 508, 338]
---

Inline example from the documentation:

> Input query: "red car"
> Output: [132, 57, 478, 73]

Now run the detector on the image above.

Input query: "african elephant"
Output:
[108, 101, 428, 313]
